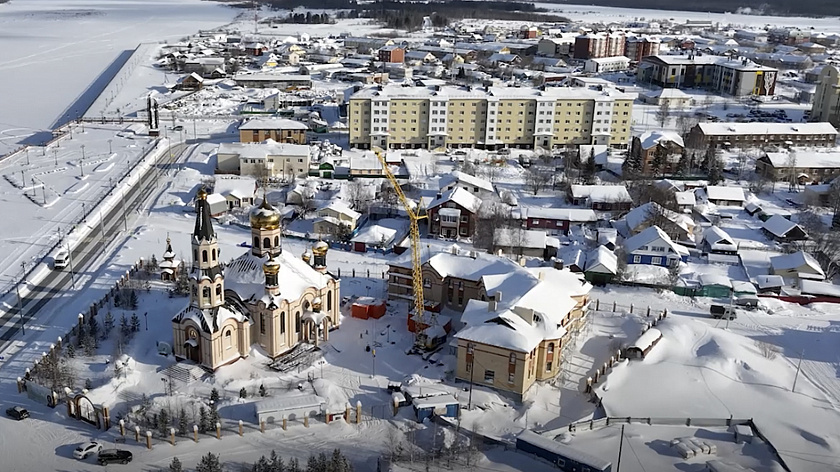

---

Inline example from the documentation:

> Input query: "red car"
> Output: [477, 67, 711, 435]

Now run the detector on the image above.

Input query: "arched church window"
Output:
[194, 249, 198, 261]
[215, 285, 222, 296]
[224, 329, 232, 349]
[254, 236, 259, 248]
[263, 237, 271, 249]
[260, 314, 266, 335]
[295, 312, 301, 333]
[202, 250, 208, 263]
[212, 249, 216, 261]
[274, 236, 279, 247]
[202, 287, 210, 299]
[280, 312, 286, 334]
[327, 291, 332, 312]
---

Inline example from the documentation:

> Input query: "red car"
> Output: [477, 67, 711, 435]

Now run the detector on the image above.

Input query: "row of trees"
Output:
[165, 449, 352, 472]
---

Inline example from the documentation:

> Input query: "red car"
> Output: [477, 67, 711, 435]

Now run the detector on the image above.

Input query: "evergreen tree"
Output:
[130, 313, 141, 333]
[316, 453, 328, 472]
[259, 384, 267, 397]
[84, 378, 92, 390]
[651, 145, 668, 177]
[150, 254, 159, 271]
[253, 456, 270, 472]
[306, 455, 320, 472]
[675, 153, 690, 176]
[196, 452, 222, 472]
[708, 157, 724, 185]
[287, 458, 301, 472]
[158, 408, 170, 436]
[66, 342, 75, 358]
[198, 406, 209, 433]
[103, 312, 115, 338]
[329, 449, 351, 472]
[88, 316, 99, 340]
[175, 264, 190, 295]
[269, 450, 284, 472]
[119, 314, 130, 338]
[178, 407, 188, 435]
[209, 404, 220, 430]
[210, 387, 220, 403]
[129, 290, 139, 309]
[169, 457, 183, 472]
[239, 387, 247, 399]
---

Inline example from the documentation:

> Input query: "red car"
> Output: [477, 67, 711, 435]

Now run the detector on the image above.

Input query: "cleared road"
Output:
[0, 142, 187, 342]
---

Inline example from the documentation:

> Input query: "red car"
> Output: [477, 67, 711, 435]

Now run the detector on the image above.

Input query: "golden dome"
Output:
[263, 255, 280, 277]
[301, 251, 311, 263]
[312, 297, 322, 311]
[196, 187, 208, 201]
[250, 197, 280, 230]
[312, 240, 329, 256]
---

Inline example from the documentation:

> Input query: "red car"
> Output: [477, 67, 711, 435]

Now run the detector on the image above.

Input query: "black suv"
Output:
[6, 406, 29, 420]
[97, 449, 133, 465]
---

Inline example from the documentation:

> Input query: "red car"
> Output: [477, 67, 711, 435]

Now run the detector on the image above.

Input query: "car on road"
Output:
[6, 406, 29, 420]
[74, 441, 103, 460]
[97, 449, 133, 465]
[53, 249, 69, 269]
[710, 305, 737, 320]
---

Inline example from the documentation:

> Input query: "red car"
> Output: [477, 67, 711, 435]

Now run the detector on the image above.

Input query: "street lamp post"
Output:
[54, 148, 58, 166]
[108, 139, 113, 154]
[25, 148, 29, 166]
[81, 202, 86, 222]
[144, 312, 148, 331]
[80, 145, 85, 177]
[16, 261, 25, 336]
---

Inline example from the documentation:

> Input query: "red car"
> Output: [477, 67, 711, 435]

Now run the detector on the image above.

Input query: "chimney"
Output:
[518, 256, 527, 267]
[494, 291, 502, 302]
[553, 258, 564, 270]
[487, 299, 497, 312]
[436, 192, 442, 199]
[450, 245, 458, 255]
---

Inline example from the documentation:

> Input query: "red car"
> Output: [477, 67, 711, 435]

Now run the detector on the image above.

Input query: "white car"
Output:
[73, 441, 102, 460]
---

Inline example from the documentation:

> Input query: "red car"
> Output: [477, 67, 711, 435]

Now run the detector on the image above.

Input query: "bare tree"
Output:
[656, 100, 671, 128]
[345, 179, 369, 213]
[798, 210, 840, 279]
[524, 167, 551, 196]
[300, 190, 317, 216]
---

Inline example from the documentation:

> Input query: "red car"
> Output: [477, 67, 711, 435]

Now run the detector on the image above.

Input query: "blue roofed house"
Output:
[622, 226, 689, 267]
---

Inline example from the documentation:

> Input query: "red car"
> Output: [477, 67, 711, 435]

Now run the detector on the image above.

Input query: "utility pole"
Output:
[616, 425, 625, 472]
[371, 348, 376, 377]
[467, 343, 475, 410]
[121, 189, 128, 231]
[100, 211, 106, 241]
[17, 261, 26, 336]
[67, 242, 76, 290]
[792, 349, 805, 392]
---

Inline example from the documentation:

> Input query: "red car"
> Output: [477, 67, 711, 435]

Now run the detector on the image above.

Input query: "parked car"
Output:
[53, 249, 69, 270]
[6, 406, 29, 420]
[97, 449, 133, 465]
[734, 295, 760, 309]
[710, 305, 737, 320]
[74, 441, 103, 460]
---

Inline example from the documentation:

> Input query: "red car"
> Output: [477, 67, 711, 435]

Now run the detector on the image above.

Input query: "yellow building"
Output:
[348, 83, 634, 150]
[239, 118, 309, 144]
[171, 190, 340, 370]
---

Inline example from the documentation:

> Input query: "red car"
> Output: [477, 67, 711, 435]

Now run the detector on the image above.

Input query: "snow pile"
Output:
[312, 378, 349, 414]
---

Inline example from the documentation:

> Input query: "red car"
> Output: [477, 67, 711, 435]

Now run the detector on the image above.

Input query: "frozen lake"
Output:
[0, 0, 238, 154]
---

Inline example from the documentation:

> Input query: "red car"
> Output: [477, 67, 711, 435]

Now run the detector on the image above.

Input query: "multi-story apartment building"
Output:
[348, 84, 635, 150]
[812, 65, 840, 129]
[624, 36, 660, 63]
[687, 122, 838, 149]
[573, 32, 625, 60]
[639, 54, 778, 97]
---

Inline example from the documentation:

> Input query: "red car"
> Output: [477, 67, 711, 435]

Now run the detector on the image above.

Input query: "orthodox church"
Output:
[172, 188, 341, 370]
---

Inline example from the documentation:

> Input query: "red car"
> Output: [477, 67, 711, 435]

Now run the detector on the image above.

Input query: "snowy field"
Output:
[0, 0, 238, 154]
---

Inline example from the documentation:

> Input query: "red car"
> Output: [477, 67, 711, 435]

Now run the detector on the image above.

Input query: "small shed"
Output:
[754, 275, 784, 294]
[624, 328, 663, 360]
[351, 297, 386, 319]
[205, 193, 228, 217]
[516, 430, 612, 472]
[412, 394, 459, 423]
[254, 394, 325, 424]
[698, 274, 732, 298]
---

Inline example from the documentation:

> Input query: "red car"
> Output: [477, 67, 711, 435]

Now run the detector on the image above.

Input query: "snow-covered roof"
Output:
[643, 87, 690, 99]
[569, 185, 631, 203]
[675, 191, 696, 206]
[704, 186, 746, 202]
[799, 279, 840, 298]
[214, 177, 256, 200]
[412, 394, 459, 410]
[763, 151, 840, 169]
[517, 430, 612, 471]
[629, 328, 662, 352]
[754, 274, 784, 289]
[350, 218, 405, 245]
[623, 202, 694, 236]
[769, 251, 824, 278]
[559, 247, 586, 269]
[638, 130, 685, 150]
[697, 122, 838, 137]
[515, 207, 598, 223]
[623, 226, 689, 256]
[225, 250, 330, 305]
[762, 214, 802, 238]
[350, 83, 636, 101]
[239, 117, 309, 131]
[318, 199, 361, 221]
[699, 273, 732, 288]
[217, 141, 310, 159]
[493, 228, 547, 249]
[439, 170, 494, 194]
[428, 187, 482, 214]
[702, 226, 737, 251]
[254, 394, 326, 415]
[585, 246, 618, 274]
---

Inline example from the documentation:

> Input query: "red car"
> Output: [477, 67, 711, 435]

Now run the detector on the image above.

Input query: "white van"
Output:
[53, 250, 69, 270]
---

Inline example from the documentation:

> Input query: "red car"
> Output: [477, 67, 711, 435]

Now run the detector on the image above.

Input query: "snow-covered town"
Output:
[2, 0, 840, 471]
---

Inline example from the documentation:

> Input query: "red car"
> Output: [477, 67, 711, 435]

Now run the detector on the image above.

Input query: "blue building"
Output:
[411, 394, 459, 423]
[622, 225, 689, 267]
[516, 430, 612, 472]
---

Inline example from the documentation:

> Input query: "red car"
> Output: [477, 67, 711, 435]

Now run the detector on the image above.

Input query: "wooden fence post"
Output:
[282, 415, 287, 431]
[134, 426, 140, 442]
[239, 420, 244, 436]
[170, 428, 175, 446]
[303, 416, 309, 428]
[356, 401, 362, 424]
[145, 431, 152, 449]
[260, 420, 265, 433]
[193, 425, 198, 443]
[216, 422, 221, 439]
[119, 419, 125, 437]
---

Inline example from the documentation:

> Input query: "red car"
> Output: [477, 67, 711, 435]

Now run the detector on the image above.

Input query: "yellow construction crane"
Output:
[374, 151, 430, 347]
